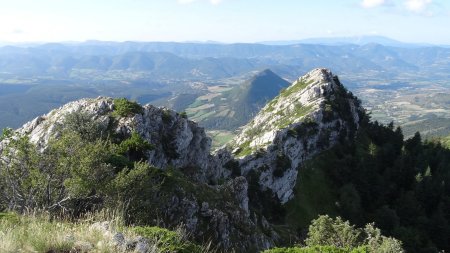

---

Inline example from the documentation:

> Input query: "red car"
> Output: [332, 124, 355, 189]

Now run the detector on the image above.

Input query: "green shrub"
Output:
[306, 215, 362, 249]
[302, 215, 404, 253]
[0, 131, 47, 212]
[263, 245, 368, 253]
[113, 98, 143, 117]
[107, 153, 132, 169]
[132, 226, 202, 253]
[179, 111, 188, 119]
[118, 132, 154, 160]
[162, 110, 173, 123]
[48, 131, 116, 198]
[63, 112, 105, 140]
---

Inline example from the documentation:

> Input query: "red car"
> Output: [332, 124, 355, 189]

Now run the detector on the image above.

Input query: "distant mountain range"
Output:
[259, 35, 437, 47]
[1, 41, 450, 79]
[2, 35, 449, 48]
[1, 40, 450, 139]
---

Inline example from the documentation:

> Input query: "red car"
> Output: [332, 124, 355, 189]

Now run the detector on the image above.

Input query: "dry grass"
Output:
[0, 210, 125, 252]
[0, 210, 215, 253]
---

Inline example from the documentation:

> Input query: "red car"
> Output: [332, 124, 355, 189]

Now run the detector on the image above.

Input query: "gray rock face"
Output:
[4, 96, 264, 252]
[18, 97, 114, 150]
[156, 175, 272, 252]
[223, 176, 249, 216]
[224, 68, 363, 203]
[14, 97, 212, 180]
[4, 68, 364, 252]
[130, 106, 212, 180]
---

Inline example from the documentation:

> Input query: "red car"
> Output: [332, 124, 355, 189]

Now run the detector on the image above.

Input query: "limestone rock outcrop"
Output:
[16, 97, 212, 178]
[2, 68, 365, 252]
[224, 68, 363, 203]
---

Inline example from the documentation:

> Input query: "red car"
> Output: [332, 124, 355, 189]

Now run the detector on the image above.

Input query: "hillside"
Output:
[184, 69, 290, 131]
[2, 42, 450, 139]
[1, 68, 450, 252]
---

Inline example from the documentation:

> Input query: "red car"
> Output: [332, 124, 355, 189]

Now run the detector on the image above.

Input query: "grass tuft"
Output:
[0, 210, 213, 253]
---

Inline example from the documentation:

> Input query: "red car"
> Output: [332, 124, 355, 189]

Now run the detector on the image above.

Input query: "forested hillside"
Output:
[283, 118, 450, 252]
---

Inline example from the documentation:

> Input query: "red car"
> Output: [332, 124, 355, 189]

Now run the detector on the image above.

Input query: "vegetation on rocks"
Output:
[0, 109, 252, 252]
[0, 111, 155, 215]
[278, 79, 312, 98]
[113, 98, 144, 117]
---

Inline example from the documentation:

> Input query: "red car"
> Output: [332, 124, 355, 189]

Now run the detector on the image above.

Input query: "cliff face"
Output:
[224, 68, 363, 203]
[3, 68, 365, 252]
[6, 97, 273, 251]
[17, 97, 212, 178]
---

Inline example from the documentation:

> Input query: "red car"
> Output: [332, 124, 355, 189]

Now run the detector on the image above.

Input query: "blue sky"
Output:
[1, 0, 449, 44]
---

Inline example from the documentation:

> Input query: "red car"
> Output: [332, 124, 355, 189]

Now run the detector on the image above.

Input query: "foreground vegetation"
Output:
[0, 211, 400, 253]
[264, 215, 403, 253]
[0, 106, 251, 251]
[0, 211, 208, 253]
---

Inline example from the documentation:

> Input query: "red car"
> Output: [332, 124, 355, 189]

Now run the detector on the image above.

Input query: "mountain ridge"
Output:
[5, 68, 450, 252]
[222, 68, 363, 203]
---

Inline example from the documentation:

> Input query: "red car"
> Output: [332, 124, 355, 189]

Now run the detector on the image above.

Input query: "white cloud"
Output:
[361, 0, 386, 8]
[360, 0, 435, 14]
[177, 0, 224, 5]
[404, 0, 432, 12]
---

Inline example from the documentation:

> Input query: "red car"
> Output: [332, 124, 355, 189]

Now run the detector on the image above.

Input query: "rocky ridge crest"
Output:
[17, 97, 211, 176]
[2, 68, 364, 252]
[221, 68, 363, 203]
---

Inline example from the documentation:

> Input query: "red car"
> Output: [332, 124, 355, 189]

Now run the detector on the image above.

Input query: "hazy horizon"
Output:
[0, 34, 445, 46]
[1, 0, 450, 45]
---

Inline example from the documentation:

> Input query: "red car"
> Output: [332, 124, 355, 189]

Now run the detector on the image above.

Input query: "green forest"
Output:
[283, 115, 450, 252]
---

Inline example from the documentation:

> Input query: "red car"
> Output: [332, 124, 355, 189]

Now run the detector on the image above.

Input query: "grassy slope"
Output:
[0, 212, 207, 253]
[208, 130, 236, 150]
[186, 70, 290, 131]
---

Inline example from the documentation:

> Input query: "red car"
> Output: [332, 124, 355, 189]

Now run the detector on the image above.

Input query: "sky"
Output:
[0, 0, 449, 44]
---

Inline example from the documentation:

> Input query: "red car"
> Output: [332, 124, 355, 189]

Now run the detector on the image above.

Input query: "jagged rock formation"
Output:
[17, 97, 211, 176]
[5, 96, 273, 252]
[224, 68, 363, 203]
[2, 68, 364, 252]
